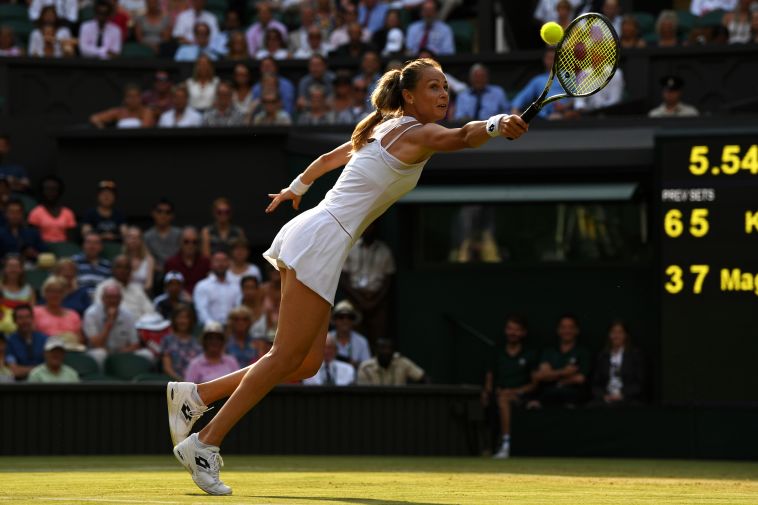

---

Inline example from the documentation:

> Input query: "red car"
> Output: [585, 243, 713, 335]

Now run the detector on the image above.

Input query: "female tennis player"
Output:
[167, 57, 528, 495]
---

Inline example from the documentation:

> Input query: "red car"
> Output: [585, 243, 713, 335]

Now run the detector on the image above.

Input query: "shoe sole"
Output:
[173, 444, 232, 496]
[167, 383, 179, 447]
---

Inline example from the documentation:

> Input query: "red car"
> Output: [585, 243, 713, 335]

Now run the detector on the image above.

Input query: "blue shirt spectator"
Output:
[454, 64, 510, 121]
[5, 331, 48, 368]
[358, 1, 390, 35]
[0, 199, 47, 261]
[406, 1, 455, 55]
[175, 44, 221, 61]
[253, 57, 297, 115]
[297, 56, 336, 99]
[511, 73, 566, 118]
[72, 234, 112, 299]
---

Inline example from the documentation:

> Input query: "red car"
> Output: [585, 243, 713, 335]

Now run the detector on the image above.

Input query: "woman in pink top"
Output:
[183, 322, 239, 383]
[27, 176, 77, 243]
[34, 275, 83, 348]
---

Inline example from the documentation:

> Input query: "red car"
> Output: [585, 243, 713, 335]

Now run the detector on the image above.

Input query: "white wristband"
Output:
[486, 114, 506, 137]
[289, 174, 312, 196]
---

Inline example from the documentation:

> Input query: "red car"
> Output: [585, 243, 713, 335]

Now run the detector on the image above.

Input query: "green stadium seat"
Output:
[80, 372, 122, 382]
[104, 353, 152, 381]
[121, 42, 156, 59]
[79, 5, 94, 21]
[0, 4, 29, 21]
[633, 12, 655, 37]
[63, 351, 100, 378]
[696, 9, 725, 27]
[206, 0, 227, 12]
[15, 193, 37, 214]
[676, 10, 696, 37]
[132, 372, 173, 383]
[47, 241, 82, 259]
[3, 18, 33, 45]
[102, 241, 122, 260]
[26, 268, 50, 292]
[448, 19, 474, 53]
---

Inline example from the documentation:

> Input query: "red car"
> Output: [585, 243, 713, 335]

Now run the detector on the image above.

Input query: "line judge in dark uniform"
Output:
[591, 320, 646, 405]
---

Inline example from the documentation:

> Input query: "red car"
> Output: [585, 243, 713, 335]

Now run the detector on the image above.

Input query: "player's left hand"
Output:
[500, 115, 528, 139]
[266, 188, 302, 214]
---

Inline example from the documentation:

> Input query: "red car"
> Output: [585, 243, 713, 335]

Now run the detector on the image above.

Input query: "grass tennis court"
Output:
[1, 456, 756, 505]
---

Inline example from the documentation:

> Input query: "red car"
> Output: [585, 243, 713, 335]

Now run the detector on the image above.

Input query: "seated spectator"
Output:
[90, 84, 155, 129]
[184, 321, 240, 382]
[202, 81, 246, 126]
[654, 10, 680, 48]
[289, 4, 321, 55]
[226, 305, 257, 365]
[619, 14, 646, 49]
[154, 271, 193, 319]
[0, 334, 14, 382]
[256, 27, 290, 60]
[227, 238, 262, 286]
[406, 1, 455, 56]
[0, 199, 47, 264]
[73, 232, 112, 299]
[246, 1, 288, 56]
[51, 259, 91, 315]
[328, 3, 369, 50]
[134, 0, 171, 55]
[123, 226, 155, 293]
[354, 50, 382, 95]
[649, 76, 699, 118]
[79, 0, 123, 59]
[454, 63, 510, 122]
[34, 276, 83, 350]
[482, 315, 537, 460]
[357, 338, 426, 385]
[161, 304, 202, 380]
[94, 255, 155, 319]
[331, 22, 373, 59]
[0, 255, 36, 333]
[512, 48, 573, 120]
[602, 0, 623, 34]
[28, 7, 74, 58]
[250, 330, 274, 363]
[531, 314, 591, 407]
[201, 197, 246, 256]
[141, 70, 174, 117]
[28, 175, 76, 243]
[186, 54, 220, 113]
[211, 9, 241, 56]
[314, 0, 336, 33]
[0, 134, 29, 193]
[193, 250, 240, 325]
[575, 68, 625, 113]
[328, 300, 371, 368]
[144, 199, 182, 284]
[260, 264, 281, 329]
[84, 283, 151, 369]
[534, 0, 583, 24]
[175, 21, 222, 61]
[297, 84, 337, 125]
[723, 0, 754, 43]
[293, 25, 330, 59]
[27, 337, 79, 383]
[253, 57, 296, 115]
[240, 275, 268, 339]
[159, 84, 203, 127]
[336, 78, 371, 124]
[165, 226, 210, 294]
[0, 25, 23, 56]
[172, 0, 219, 44]
[302, 334, 355, 385]
[592, 320, 646, 405]
[231, 64, 255, 119]
[81, 180, 128, 242]
[359, 0, 390, 36]
[691, 0, 738, 16]
[225, 31, 248, 60]
[28, 0, 78, 25]
[554, 0, 574, 30]
[297, 54, 335, 108]
[330, 71, 353, 120]
[373, 9, 405, 58]
[4, 304, 48, 380]
[252, 90, 292, 126]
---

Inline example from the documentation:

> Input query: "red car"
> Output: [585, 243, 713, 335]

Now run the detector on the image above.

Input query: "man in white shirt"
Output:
[173, 0, 220, 44]
[193, 250, 241, 325]
[327, 300, 371, 368]
[302, 335, 355, 386]
[648, 75, 700, 118]
[94, 255, 156, 320]
[245, 1, 288, 56]
[690, 0, 737, 16]
[574, 68, 625, 113]
[159, 84, 203, 127]
[79, 0, 122, 59]
[533, 0, 585, 24]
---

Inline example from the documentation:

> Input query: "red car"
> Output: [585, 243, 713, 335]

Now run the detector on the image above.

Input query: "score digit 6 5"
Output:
[664, 208, 709, 238]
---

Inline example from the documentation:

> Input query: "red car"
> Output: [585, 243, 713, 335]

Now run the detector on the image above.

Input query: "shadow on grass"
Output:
[255, 496, 441, 505]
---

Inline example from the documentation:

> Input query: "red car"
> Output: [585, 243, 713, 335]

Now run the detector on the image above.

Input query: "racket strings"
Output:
[556, 16, 618, 96]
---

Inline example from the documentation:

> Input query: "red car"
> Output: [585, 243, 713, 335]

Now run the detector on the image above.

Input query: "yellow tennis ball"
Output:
[540, 22, 564, 46]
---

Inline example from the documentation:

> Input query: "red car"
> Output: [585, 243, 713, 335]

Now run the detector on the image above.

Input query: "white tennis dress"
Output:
[263, 116, 429, 305]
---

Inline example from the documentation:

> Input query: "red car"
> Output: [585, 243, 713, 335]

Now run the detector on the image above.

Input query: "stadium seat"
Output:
[102, 241, 122, 260]
[47, 241, 82, 259]
[3, 18, 33, 46]
[63, 351, 100, 379]
[448, 19, 474, 53]
[676, 10, 696, 38]
[79, 6, 94, 21]
[104, 353, 152, 381]
[633, 12, 655, 38]
[121, 42, 156, 59]
[0, 4, 28, 21]
[696, 9, 725, 27]
[26, 268, 50, 292]
[132, 372, 172, 383]
[80, 372, 122, 382]
[206, 0, 226, 12]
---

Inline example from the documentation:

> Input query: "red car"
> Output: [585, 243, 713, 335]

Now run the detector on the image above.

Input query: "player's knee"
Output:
[267, 345, 310, 375]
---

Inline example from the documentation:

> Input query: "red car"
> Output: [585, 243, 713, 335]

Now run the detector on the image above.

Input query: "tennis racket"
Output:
[515, 13, 620, 127]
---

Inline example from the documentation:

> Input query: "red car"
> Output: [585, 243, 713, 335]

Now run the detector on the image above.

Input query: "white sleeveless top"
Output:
[320, 116, 429, 245]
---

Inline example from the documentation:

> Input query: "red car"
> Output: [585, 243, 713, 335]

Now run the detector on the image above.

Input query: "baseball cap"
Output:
[164, 271, 185, 284]
[384, 28, 404, 55]
[98, 180, 117, 193]
[203, 320, 224, 335]
[44, 337, 66, 351]
[661, 75, 684, 91]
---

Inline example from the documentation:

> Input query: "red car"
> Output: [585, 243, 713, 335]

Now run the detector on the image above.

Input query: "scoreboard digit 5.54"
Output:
[658, 132, 758, 403]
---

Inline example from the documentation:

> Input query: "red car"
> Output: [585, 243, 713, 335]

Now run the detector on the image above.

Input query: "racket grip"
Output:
[506, 101, 541, 141]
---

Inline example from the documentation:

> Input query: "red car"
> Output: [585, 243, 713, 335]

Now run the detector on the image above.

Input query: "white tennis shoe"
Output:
[173, 433, 232, 496]
[167, 381, 210, 446]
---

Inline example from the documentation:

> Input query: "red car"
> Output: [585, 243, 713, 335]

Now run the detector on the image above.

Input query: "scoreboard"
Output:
[659, 132, 758, 403]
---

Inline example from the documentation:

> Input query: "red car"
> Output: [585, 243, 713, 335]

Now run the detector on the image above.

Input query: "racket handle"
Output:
[506, 101, 541, 141]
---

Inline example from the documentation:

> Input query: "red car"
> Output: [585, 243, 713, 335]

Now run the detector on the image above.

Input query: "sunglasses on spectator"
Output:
[334, 314, 354, 320]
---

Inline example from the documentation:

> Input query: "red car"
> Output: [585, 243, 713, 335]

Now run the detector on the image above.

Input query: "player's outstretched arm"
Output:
[408, 115, 528, 156]
[266, 141, 352, 214]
